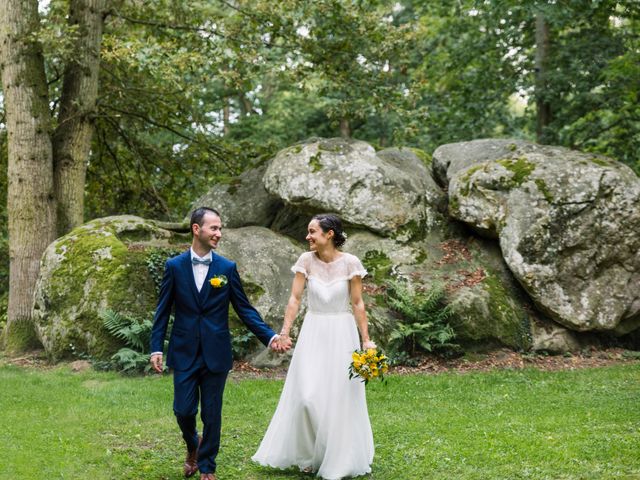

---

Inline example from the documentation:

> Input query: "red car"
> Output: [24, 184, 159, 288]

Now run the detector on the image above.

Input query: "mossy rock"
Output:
[345, 228, 535, 351]
[32, 216, 190, 361]
[438, 139, 640, 333]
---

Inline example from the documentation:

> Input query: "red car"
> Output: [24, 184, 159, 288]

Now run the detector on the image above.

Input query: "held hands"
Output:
[150, 353, 163, 373]
[270, 333, 293, 353]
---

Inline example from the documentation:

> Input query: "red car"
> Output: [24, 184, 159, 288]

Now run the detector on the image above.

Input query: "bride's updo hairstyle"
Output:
[312, 213, 347, 248]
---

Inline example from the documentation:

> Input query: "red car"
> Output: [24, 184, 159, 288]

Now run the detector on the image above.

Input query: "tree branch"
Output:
[101, 104, 235, 170]
[109, 10, 229, 40]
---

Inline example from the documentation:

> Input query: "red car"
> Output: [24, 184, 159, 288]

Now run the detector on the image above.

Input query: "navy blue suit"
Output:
[150, 250, 276, 474]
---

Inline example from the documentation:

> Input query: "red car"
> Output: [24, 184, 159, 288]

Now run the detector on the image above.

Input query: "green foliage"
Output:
[108, 348, 150, 374]
[2, 0, 637, 232]
[361, 250, 393, 284]
[145, 247, 184, 294]
[386, 279, 459, 363]
[100, 309, 160, 373]
[230, 328, 259, 360]
[101, 309, 152, 352]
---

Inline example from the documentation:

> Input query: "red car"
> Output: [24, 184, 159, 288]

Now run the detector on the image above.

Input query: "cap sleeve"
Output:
[291, 252, 310, 278]
[346, 254, 367, 280]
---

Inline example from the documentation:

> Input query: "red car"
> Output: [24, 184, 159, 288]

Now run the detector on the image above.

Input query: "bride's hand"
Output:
[362, 340, 377, 350]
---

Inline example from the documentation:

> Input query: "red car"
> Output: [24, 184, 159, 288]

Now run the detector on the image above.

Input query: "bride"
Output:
[252, 213, 375, 479]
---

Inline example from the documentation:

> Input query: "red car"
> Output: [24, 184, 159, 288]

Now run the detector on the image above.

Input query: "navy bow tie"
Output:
[191, 257, 211, 266]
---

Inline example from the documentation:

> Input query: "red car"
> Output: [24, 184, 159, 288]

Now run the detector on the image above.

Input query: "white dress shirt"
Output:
[191, 248, 212, 292]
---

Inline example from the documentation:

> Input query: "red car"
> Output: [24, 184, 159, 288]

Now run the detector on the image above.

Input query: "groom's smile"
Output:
[193, 211, 223, 253]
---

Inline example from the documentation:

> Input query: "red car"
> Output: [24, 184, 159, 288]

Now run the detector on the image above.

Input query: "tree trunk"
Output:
[0, 0, 57, 351]
[535, 13, 552, 144]
[339, 117, 351, 138]
[52, 0, 106, 236]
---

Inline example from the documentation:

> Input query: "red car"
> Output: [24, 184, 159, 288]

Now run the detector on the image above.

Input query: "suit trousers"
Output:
[173, 353, 228, 474]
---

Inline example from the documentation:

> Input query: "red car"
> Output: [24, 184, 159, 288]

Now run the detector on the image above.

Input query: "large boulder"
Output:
[263, 138, 445, 239]
[436, 139, 640, 333]
[186, 163, 281, 228]
[433, 139, 532, 187]
[32, 216, 191, 360]
[32, 217, 304, 362]
[344, 228, 536, 350]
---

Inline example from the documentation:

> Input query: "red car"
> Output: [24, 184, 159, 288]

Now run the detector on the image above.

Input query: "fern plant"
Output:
[386, 279, 458, 361]
[100, 309, 167, 373]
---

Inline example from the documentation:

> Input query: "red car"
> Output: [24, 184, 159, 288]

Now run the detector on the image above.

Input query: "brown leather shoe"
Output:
[199, 474, 217, 480]
[183, 436, 202, 478]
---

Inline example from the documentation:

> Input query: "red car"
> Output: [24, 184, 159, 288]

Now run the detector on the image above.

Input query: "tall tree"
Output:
[0, 0, 106, 351]
[52, 0, 106, 236]
[0, 0, 57, 350]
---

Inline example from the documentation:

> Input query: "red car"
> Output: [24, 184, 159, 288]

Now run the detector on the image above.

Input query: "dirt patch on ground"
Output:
[229, 347, 640, 380]
[0, 350, 54, 369]
[389, 347, 640, 376]
[2, 348, 639, 379]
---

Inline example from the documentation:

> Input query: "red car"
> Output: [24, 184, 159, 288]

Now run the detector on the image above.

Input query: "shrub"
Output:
[100, 309, 171, 374]
[385, 279, 459, 363]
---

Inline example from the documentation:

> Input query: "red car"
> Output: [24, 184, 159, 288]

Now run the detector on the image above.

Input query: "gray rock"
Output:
[186, 163, 281, 228]
[442, 139, 640, 333]
[432, 139, 531, 186]
[345, 229, 534, 350]
[32, 216, 191, 361]
[263, 138, 443, 239]
[529, 318, 583, 353]
[270, 204, 314, 243]
[215, 226, 306, 338]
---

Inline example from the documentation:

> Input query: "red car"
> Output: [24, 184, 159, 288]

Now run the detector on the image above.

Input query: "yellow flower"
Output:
[209, 275, 228, 288]
[348, 346, 389, 385]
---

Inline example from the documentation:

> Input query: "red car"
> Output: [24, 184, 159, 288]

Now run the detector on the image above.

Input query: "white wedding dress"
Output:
[252, 251, 374, 479]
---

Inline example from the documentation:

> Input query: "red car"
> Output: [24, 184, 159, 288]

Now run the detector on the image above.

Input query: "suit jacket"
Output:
[150, 250, 275, 372]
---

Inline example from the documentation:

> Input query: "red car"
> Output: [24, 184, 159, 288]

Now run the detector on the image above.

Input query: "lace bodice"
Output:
[292, 252, 367, 314]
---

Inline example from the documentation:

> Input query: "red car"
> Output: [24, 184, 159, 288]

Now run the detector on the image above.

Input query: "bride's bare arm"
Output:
[279, 272, 306, 337]
[350, 276, 373, 348]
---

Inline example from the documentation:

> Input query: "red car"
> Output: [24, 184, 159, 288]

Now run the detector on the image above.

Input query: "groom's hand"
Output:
[270, 334, 292, 353]
[269, 335, 291, 353]
[269, 336, 283, 352]
[150, 353, 163, 373]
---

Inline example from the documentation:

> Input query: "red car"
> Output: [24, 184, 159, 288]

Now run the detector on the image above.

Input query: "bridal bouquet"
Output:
[348, 348, 389, 385]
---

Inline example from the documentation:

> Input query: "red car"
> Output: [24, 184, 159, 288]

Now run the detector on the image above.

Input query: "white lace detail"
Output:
[291, 252, 367, 283]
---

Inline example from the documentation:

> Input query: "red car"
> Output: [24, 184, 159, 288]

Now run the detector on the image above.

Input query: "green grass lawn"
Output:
[0, 363, 639, 480]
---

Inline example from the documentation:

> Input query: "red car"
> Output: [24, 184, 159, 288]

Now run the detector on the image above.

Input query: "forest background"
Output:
[0, 0, 639, 349]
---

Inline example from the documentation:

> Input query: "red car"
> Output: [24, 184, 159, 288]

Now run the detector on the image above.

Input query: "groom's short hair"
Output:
[190, 207, 221, 236]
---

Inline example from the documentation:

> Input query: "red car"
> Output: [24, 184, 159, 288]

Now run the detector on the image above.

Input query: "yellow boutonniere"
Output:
[209, 275, 228, 288]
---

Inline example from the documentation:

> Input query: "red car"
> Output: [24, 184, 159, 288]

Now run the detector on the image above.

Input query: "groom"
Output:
[150, 207, 291, 480]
